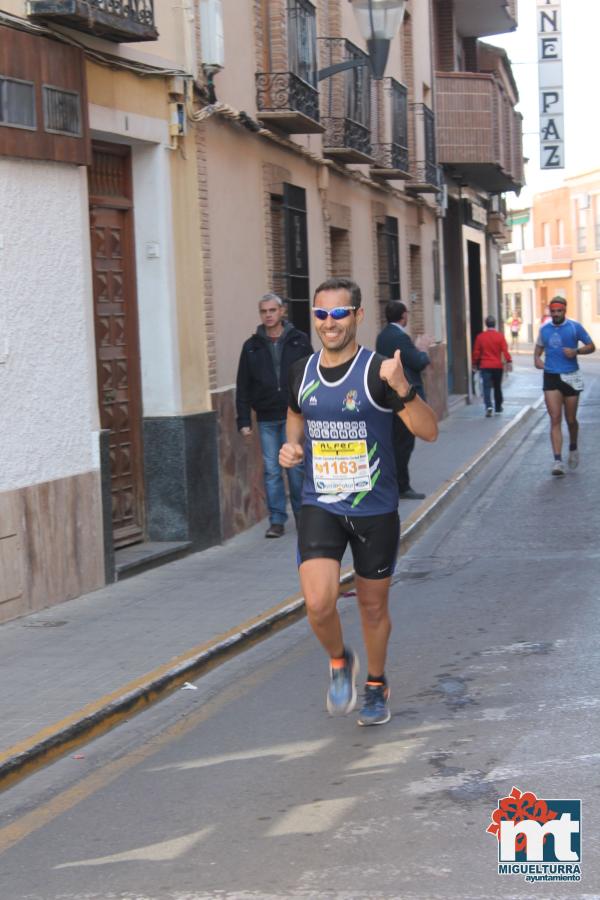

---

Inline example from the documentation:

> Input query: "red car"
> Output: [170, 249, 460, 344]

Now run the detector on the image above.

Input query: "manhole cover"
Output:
[23, 620, 68, 628]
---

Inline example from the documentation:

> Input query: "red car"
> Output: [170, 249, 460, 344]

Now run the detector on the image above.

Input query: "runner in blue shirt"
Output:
[279, 278, 438, 726]
[534, 296, 595, 476]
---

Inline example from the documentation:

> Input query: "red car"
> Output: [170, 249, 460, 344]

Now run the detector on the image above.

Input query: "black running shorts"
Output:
[297, 505, 400, 580]
[543, 372, 580, 396]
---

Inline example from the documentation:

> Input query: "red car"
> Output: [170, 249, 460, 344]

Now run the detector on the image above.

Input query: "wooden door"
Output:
[89, 144, 145, 548]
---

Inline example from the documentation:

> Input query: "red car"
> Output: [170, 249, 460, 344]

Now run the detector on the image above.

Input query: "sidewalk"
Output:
[0, 363, 544, 790]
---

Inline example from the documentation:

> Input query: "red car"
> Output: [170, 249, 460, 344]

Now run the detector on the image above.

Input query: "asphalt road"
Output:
[1, 360, 600, 900]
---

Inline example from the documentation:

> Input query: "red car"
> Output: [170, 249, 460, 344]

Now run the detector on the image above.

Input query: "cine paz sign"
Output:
[537, 0, 564, 169]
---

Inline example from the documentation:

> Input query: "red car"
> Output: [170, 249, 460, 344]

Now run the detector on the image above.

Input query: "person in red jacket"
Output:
[472, 315, 512, 416]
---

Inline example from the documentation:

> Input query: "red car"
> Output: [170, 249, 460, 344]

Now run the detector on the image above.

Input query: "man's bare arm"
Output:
[564, 340, 596, 358]
[279, 408, 305, 467]
[379, 350, 438, 442]
[397, 395, 438, 443]
[534, 343, 545, 370]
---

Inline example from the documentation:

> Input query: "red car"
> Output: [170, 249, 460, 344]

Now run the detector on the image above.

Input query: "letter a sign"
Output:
[537, 0, 564, 169]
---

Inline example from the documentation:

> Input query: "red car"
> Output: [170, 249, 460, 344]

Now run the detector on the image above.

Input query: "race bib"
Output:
[312, 440, 372, 494]
[560, 371, 584, 391]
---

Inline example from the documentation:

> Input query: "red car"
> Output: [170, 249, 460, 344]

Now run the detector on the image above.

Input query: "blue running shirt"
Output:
[537, 319, 592, 374]
[297, 348, 399, 515]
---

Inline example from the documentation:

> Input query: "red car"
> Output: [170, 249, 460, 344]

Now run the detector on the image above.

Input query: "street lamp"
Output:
[318, 0, 406, 81]
[350, 0, 407, 79]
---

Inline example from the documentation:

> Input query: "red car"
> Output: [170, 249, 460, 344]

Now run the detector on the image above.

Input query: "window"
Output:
[503, 292, 512, 320]
[577, 201, 587, 253]
[0, 76, 35, 130]
[43, 85, 81, 136]
[542, 222, 551, 247]
[270, 183, 310, 335]
[346, 45, 371, 129]
[432, 239, 441, 303]
[287, 0, 317, 87]
[557, 219, 565, 245]
[376, 216, 400, 316]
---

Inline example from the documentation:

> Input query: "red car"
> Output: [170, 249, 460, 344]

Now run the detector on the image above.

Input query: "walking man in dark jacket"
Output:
[376, 301, 431, 500]
[236, 293, 313, 537]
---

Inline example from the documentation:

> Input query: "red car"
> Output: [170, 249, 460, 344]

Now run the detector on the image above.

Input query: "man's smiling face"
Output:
[313, 288, 363, 354]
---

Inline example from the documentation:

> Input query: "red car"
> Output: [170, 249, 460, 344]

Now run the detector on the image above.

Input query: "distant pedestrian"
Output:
[509, 315, 521, 349]
[236, 293, 313, 537]
[376, 301, 432, 500]
[534, 296, 595, 477]
[472, 315, 512, 417]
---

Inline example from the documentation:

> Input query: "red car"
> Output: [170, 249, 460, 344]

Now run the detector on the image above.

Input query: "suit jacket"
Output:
[376, 323, 430, 398]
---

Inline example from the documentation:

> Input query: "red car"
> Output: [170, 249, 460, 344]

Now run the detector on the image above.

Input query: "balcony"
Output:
[371, 142, 410, 179]
[488, 211, 511, 242]
[26, 0, 157, 41]
[255, 72, 323, 134]
[371, 78, 410, 180]
[406, 104, 441, 194]
[522, 245, 572, 266]
[318, 38, 375, 164]
[435, 72, 524, 193]
[454, 0, 517, 38]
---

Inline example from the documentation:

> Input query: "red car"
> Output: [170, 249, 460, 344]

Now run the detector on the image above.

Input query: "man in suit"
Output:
[376, 301, 432, 500]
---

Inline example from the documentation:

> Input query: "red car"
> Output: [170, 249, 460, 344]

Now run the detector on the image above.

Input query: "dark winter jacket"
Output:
[236, 322, 313, 429]
[376, 322, 430, 398]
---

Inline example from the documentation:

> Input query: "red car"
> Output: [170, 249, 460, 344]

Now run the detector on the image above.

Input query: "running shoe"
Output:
[568, 450, 579, 470]
[326, 648, 358, 716]
[485, 407, 493, 417]
[551, 460, 566, 477]
[357, 682, 391, 726]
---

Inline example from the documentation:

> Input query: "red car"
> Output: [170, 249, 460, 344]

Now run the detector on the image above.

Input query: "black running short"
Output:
[297, 505, 400, 580]
[543, 372, 580, 396]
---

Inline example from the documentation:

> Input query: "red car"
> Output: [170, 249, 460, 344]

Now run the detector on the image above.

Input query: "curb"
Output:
[0, 400, 543, 794]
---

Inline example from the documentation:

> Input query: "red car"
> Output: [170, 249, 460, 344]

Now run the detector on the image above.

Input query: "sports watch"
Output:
[398, 384, 418, 403]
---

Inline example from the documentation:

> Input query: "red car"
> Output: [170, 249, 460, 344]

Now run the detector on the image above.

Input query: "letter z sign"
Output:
[537, 0, 564, 169]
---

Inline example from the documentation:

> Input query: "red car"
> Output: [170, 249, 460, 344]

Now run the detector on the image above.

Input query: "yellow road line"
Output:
[0, 642, 309, 855]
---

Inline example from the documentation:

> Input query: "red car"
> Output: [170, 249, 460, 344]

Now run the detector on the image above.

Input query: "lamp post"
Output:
[318, 0, 407, 82]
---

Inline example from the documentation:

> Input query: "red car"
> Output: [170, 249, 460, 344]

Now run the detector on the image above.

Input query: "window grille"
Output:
[287, 0, 317, 87]
[0, 77, 36, 130]
[43, 85, 82, 137]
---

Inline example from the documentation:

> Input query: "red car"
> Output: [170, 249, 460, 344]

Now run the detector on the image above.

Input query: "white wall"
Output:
[0, 159, 99, 492]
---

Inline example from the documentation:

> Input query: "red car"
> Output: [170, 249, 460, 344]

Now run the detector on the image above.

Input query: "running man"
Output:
[279, 278, 438, 726]
[534, 296, 595, 476]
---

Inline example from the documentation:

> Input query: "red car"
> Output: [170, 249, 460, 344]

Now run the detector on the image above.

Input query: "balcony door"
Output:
[89, 143, 145, 548]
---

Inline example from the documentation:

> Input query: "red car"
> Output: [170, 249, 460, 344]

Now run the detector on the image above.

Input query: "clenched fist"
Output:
[379, 349, 410, 396]
[279, 442, 304, 468]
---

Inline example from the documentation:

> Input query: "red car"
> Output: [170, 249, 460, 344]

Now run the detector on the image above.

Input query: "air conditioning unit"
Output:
[199, 0, 224, 72]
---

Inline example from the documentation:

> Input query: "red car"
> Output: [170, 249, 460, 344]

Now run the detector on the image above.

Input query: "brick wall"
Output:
[262, 162, 292, 296]
[193, 124, 217, 390]
[433, 0, 455, 72]
[409, 242, 424, 333]
[330, 227, 352, 277]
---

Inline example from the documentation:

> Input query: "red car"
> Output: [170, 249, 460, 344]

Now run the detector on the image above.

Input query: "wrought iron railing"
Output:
[373, 142, 409, 172]
[318, 37, 372, 157]
[409, 103, 439, 187]
[256, 71, 320, 122]
[322, 116, 371, 157]
[91, 0, 154, 26]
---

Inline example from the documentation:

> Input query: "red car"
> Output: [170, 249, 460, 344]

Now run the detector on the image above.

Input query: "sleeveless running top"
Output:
[298, 348, 399, 515]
